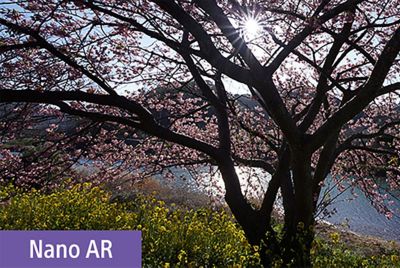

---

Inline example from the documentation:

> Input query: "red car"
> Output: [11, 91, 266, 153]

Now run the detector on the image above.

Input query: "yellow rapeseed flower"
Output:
[329, 232, 340, 244]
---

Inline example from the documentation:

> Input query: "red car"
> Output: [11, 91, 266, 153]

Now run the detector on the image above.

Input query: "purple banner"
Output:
[0, 231, 141, 268]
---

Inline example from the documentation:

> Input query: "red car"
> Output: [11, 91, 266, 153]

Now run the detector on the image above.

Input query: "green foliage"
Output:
[0, 184, 399, 267]
[0, 183, 135, 230]
[311, 234, 400, 268]
[128, 197, 260, 267]
[0, 183, 22, 201]
[0, 184, 259, 267]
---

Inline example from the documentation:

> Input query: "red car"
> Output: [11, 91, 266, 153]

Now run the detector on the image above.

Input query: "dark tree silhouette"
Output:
[0, 0, 399, 266]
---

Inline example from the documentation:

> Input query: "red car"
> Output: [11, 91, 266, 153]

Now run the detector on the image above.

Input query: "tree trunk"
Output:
[280, 150, 315, 267]
[218, 153, 316, 267]
[218, 159, 281, 267]
[280, 224, 314, 267]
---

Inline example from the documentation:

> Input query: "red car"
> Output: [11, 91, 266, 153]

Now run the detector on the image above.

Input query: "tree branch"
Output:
[310, 26, 400, 151]
[0, 89, 220, 158]
[0, 18, 118, 96]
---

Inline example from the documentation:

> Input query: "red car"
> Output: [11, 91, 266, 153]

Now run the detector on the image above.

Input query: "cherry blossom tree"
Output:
[1, 0, 399, 266]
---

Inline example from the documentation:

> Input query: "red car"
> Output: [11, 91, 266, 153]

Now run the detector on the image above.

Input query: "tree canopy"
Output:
[0, 0, 399, 266]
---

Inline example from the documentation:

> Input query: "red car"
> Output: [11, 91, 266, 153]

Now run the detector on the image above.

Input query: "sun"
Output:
[243, 18, 262, 39]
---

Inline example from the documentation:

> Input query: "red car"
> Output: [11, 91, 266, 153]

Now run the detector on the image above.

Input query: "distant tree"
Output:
[0, 0, 399, 266]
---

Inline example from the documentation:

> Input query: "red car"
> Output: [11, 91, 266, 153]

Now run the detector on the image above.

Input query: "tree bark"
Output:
[217, 147, 319, 267]
[280, 150, 314, 267]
